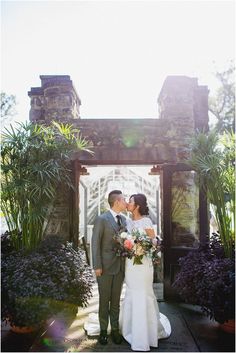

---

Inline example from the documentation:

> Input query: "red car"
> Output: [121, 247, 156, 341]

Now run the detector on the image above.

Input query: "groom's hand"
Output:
[95, 269, 103, 277]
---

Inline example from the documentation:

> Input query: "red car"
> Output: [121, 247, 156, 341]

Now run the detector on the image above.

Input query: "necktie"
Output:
[116, 215, 122, 227]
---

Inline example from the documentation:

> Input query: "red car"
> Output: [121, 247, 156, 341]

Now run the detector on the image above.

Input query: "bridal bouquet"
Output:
[113, 228, 162, 265]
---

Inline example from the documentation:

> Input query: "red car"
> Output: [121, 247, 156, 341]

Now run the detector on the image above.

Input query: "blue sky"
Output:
[1, 0, 235, 123]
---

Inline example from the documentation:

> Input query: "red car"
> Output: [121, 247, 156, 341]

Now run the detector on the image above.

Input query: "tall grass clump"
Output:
[1, 121, 91, 252]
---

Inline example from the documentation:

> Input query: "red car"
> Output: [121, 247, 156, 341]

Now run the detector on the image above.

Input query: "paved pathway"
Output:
[1, 283, 235, 352]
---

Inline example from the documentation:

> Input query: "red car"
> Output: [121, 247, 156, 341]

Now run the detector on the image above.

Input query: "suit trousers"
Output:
[97, 269, 124, 331]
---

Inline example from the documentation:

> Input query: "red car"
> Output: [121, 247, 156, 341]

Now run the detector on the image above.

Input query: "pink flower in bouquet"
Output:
[124, 239, 133, 250]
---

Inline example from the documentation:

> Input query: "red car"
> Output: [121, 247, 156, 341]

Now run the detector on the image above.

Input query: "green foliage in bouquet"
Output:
[113, 228, 161, 265]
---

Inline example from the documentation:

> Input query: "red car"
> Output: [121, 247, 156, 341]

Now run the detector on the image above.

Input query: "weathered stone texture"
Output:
[28, 75, 209, 240]
[171, 171, 200, 248]
[28, 75, 81, 122]
[29, 76, 208, 165]
[43, 184, 71, 237]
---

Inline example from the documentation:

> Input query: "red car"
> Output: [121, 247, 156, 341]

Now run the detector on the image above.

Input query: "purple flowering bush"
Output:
[1, 234, 94, 327]
[173, 234, 235, 324]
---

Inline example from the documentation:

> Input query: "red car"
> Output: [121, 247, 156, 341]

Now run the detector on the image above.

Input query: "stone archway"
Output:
[28, 75, 209, 298]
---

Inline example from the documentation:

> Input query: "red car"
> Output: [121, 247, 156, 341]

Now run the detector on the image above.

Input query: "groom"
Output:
[92, 190, 127, 345]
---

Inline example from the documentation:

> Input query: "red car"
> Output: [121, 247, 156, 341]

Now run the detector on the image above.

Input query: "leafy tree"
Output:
[1, 92, 17, 126]
[209, 62, 235, 134]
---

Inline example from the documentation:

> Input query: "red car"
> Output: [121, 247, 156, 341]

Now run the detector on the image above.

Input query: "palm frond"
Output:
[188, 130, 235, 258]
[1, 120, 92, 252]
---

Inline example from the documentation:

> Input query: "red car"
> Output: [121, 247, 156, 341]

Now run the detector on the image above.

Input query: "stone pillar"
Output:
[28, 76, 81, 243]
[158, 75, 209, 161]
[43, 183, 71, 239]
[70, 160, 81, 249]
[28, 75, 81, 122]
[193, 85, 209, 131]
[158, 76, 209, 249]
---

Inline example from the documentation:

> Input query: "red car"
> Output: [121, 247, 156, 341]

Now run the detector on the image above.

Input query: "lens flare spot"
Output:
[42, 338, 53, 347]
[121, 130, 140, 148]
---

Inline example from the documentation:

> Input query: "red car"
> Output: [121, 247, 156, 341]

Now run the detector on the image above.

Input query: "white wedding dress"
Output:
[121, 217, 171, 351]
[84, 217, 171, 351]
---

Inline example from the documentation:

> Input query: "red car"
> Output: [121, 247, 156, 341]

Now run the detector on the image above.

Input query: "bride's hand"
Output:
[144, 228, 155, 238]
[95, 269, 102, 277]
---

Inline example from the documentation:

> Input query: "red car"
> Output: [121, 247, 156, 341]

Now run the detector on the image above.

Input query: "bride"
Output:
[84, 193, 171, 351]
[121, 193, 171, 351]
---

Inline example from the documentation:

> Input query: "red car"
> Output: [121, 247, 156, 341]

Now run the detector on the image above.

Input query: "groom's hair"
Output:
[108, 190, 122, 207]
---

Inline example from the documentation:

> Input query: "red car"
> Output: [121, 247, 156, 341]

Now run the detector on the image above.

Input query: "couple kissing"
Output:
[85, 190, 171, 351]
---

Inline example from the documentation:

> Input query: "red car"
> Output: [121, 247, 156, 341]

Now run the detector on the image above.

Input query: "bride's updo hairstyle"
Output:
[130, 193, 149, 216]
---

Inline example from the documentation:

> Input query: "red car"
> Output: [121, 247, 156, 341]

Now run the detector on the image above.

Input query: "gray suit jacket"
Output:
[92, 211, 127, 275]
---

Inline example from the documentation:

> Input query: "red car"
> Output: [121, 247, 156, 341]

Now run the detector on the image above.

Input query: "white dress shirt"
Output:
[109, 209, 122, 224]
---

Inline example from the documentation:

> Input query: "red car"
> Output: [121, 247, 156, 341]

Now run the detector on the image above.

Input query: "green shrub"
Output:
[1, 234, 94, 327]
